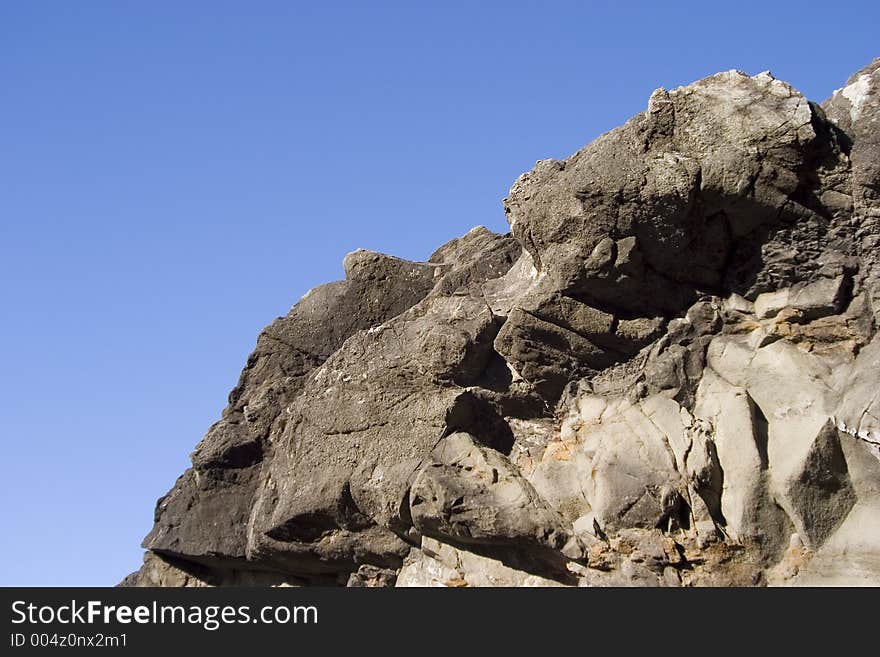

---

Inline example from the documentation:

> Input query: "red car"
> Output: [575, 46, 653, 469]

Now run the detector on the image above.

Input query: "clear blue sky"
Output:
[1, 1, 876, 586]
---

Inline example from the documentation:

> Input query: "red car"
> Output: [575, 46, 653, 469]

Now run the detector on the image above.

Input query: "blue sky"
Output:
[1, 1, 876, 586]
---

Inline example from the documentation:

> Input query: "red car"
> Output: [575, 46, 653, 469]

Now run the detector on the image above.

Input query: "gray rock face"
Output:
[409, 432, 580, 577]
[124, 60, 880, 587]
[142, 248, 445, 570]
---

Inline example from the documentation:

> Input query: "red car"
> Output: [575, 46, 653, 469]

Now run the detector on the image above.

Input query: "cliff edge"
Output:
[123, 59, 880, 587]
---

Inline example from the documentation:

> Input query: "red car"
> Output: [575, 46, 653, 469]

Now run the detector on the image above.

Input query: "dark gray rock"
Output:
[345, 564, 398, 587]
[144, 249, 443, 569]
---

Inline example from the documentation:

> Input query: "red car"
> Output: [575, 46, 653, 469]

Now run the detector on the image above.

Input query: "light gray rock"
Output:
[396, 537, 566, 587]
[754, 275, 849, 320]
[754, 289, 792, 320]
[527, 393, 698, 535]
[702, 334, 861, 551]
[409, 432, 579, 575]
[694, 369, 786, 551]
[833, 335, 880, 458]
[773, 420, 855, 548]
[823, 58, 880, 326]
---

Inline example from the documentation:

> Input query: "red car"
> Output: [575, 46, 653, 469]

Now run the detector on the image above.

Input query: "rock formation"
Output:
[122, 59, 880, 587]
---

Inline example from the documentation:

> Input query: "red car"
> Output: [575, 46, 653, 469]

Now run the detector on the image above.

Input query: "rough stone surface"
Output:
[124, 60, 880, 588]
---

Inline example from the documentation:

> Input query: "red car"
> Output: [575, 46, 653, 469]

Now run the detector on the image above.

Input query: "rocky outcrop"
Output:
[123, 59, 880, 587]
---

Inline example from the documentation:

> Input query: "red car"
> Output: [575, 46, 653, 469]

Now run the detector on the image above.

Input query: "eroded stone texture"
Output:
[124, 60, 880, 588]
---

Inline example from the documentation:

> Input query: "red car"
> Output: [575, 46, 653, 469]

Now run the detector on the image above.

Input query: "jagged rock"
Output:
[506, 71, 819, 303]
[120, 552, 305, 587]
[693, 368, 789, 552]
[396, 537, 566, 587]
[494, 306, 617, 400]
[345, 564, 398, 588]
[753, 274, 849, 320]
[823, 58, 880, 326]
[243, 246, 519, 575]
[409, 432, 576, 569]
[127, 59, 880, 588]
[144, 249, 442, 568]
[774, 420, 856, 548]
[527, 389, 724, 542]
[834, 336, 880, 457]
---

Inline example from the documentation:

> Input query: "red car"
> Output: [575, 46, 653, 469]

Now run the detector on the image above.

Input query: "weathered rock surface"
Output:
[123, 59, 880, 587]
